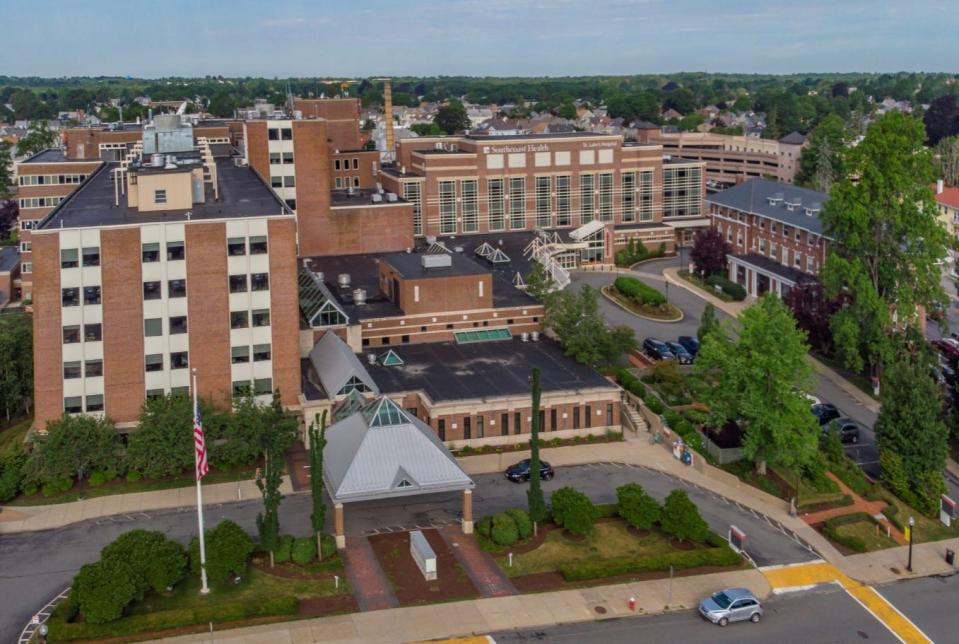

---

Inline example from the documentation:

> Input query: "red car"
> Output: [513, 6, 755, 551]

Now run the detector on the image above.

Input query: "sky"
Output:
[1, 0, 957, 78]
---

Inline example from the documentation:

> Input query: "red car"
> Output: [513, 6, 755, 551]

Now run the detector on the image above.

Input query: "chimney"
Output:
[938, 179, 945, 195]
[383, 78, 395, 161]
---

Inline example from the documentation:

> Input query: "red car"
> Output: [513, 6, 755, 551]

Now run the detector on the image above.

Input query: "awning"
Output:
[664, 218, 712, 229]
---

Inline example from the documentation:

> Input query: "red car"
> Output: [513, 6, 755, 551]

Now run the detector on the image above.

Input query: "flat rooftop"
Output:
[39, 157, 290, 230]
[21, 149, 68, 163]
[367, 336, 617, 403]
[384, 251, 488, 280]
[330, 188, 408, 207]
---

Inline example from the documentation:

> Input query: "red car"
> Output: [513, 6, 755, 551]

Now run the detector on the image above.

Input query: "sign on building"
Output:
[409, 530, 437, 581]
[728, 525, 747, 554]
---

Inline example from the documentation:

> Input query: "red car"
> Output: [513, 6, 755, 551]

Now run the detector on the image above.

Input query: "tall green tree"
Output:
[545, 285, 634, 366]
[254, 392, 298, 558]
[795, 114, 848, 190]
[0, 141, 14, 199]
[308, 411, 328, 558]
[23, 415, 120, 486]
[821, 112, 949, 381]
[936, 135, 959, 187]
[697, 303, 720, 343]
[15, 120, 58, 158]
[126, 393, 196, 478]
[434, 100, 470, 134]
[527, 368, 547, 523]
[695, 295, 819, 474]
[0, 312, 32, 419]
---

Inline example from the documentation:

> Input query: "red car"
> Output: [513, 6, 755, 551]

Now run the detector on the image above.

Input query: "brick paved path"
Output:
[283, 440, 310, 492]
[802, 472, 907, 545]
[342, 536, 400, 611]
[438, 525, 517, 598]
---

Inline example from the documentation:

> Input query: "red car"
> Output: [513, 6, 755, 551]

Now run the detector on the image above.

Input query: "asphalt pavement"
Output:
[879, 571, 959, 644]
[490, 585, 899, 644]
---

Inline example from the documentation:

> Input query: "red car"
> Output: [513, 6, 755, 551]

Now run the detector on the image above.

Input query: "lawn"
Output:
[677, 270, 735, 302]
[880, 492, 959, 544]
[0, 416, 31, 457]
[832, 519, 899, 552]
[721, 460, 852, 512]
[494, 520, 690, 577]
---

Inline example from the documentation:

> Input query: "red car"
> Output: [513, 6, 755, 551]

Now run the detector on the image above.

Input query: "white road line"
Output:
[758, 559, 826, 571]
[840, 587, 907, 644]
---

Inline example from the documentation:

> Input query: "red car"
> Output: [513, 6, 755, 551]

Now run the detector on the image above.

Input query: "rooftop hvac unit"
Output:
[353, 288, 367, 306]
[372, 193, 383, 203]
[421, 254, 453, 269]
[337, 273, 351, 288]
[530, 331, 540, 342]
[520, 332, 530, 342]
[453, 246, 464, 253]
[151, 153, 164, 168]
[425, 235, 437, 244]
[367, 353, 377, 365]
[386, 192, 398, 202]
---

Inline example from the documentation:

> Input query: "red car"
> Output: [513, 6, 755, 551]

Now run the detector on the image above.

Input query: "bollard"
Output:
[947, 549, 955, 566]
[508, 552, 513, 568]
[628, 596, 636, 612]
[334, 574, 340, 589]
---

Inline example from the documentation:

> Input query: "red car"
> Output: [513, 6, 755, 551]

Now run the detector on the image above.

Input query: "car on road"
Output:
[825, 418, 861, 444]
[665, 341, 693, 364]
[505, 459, 554, 482]
[932, 338, 959, 362]
[642, 338, 674, 361]
[699, 588, 764, 626]
[677, 335, 700, 358]
[811, 403, 841, 426]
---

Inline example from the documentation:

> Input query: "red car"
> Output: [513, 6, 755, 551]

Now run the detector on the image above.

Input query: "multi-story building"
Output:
[636, 126, 806, 189]
[379, 132, 707, 251]
[291, 97, 365, 151]
[63, 120, 235, 161]
[30, 119, 300, 429]
[707, 178, 829, 298]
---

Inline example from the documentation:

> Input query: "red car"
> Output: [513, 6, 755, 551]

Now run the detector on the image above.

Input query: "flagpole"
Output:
[193, 368, 211, 595]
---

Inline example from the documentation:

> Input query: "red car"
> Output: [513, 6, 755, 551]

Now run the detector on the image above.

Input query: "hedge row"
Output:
[706, 274, 747, 301]
[615, 241, 667, 268]
[613, 276, 666, 307]
[560, 535, 740, 581]
[48, 596, 297, 641]
[822, 512, 874, 553]
[617, 369, 702, 452]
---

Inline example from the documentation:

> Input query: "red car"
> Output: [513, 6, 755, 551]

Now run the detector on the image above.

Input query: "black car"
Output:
[643, 338, 675, 361]
[825, 418, 861, 444]
[811, 403, 841, 426]
[677, 335, 700, 358]
[665, 341, 693, 364]
[505, 459, 555, 482]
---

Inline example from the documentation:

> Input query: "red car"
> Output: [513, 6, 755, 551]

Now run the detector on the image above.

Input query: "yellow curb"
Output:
[407, 638, 491, 644]
[761, 562, 931, 644]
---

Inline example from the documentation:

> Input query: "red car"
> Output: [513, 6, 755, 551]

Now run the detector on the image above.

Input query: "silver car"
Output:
[698, 587, 764, 626]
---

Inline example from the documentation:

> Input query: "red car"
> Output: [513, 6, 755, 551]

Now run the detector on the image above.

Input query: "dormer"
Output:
[767, 191, 784, 206]
[804, 202, 821, 217]
[785, 195, 802, 212]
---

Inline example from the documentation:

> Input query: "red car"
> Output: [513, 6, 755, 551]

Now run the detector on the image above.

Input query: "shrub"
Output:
[644, 395, 665, 415]
[614, 276, 666, 306]
[22, 415, 120, 487]
[616, 483, 661, 530]
[683, 409, 708, 426]
[72, 557, 139, 624]
[273, 535, 295, 563]
[662, 409, 682, 428]
[291, 537, 317, 565]
[705, 274, 747, 301]
[88, 470, 116, 488]
[319, 533, 337, 559]
[126, 470, 143, 483]
[101, 530, 188, 597]
[0, 446, 26, 502]
[505, 508, 533, 540]
[190, 520, 254, 583]
[560, 540, 741, 581]
[476, 515, 493, 538]
[660, 489, 710, 543]
[490, 512, 519, 546]
[551, 486, 597, 535]
[673, 419, 703, 452]
[822, 512, 873, 553]
[42, 477, 73, 497]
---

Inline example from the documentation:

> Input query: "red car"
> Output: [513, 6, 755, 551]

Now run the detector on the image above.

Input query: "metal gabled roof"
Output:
[309, 332, 380, 400]
[298, 266, 349, 328]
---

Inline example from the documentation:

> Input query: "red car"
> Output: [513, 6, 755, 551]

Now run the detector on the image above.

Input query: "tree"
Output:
[207, 92, 236, 118]
[23, 415, 120, 486]
[410, 122, 442, 136]
[0, 312, 32, 419]
[550, 486, 597, 535]
[795, 115, 848, 191]
[125, 393, 196, 478]
[527, 367, 547, 523]
[558, 101, 577, 120]
[361, 118, 376, 132]
[936, 135, 959, 187]
[15, 121, 58, 158]
[924, 95, 959, 146]
[101, 530, 187, 597]
[782, 273, 835, 354]
[190, 519, 254, 583]
[0, 142, 14, 199]
[71, 558, 138, 624]
[546, 285, 633, 367]
[308, 411, 328, 557]
[821, 112, 948, 380]
[874, 335, 949, 514]
[678, 113, 705, 132]
[435, 100, 470, 134]
[0, 199, 18, 239]
[659, 489, 710, 543]
[697, 303, 720, 343]
[524, 261, 557, 305]
[695, 295, 819, 474]
[255, 392, 297, 556]
[690, 227, 731, 277]
[616, 483, 661, 530]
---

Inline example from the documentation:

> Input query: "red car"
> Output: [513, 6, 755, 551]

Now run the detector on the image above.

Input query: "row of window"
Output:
[145, 316, 187, 336]
[231, 309, 271, 329]
[231, 344, 272, 363]
[65, 380, 274, 413]
[269, 152, 294, 164]
[270, 175, 296, 189]
[19, 173, 87, 186]
[334, 176, 361, 189]
[64, 394, 103, 414]
[229, 273, 269, 293]
[142, 241, 184, 262]
[61, 247, 100, 268]
[227, 236, 268, 256]
[233, 377, 273, 396]
[62, 286, 101, 306]
[144, 280, 187, 299]
[434, 404, 614, 440]
[63, 359, 102, 379]
[63, 323, 101, 343]
[267, 127, 293, 140]
[333, 158, 361, 171]
[19, 196, 63, 209]
[145, 352, 190, 371]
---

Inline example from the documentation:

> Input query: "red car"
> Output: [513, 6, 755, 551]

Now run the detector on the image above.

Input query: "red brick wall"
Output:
[243, 121, 270, 182]
[293, 98, 362, 151]
[267, 218, 301, 406]
[378, 261, 492, 315]
[31, 233, 62, 428]
[312, 202, 413, 256]
[331, 150, 379, 189]
[292, 120, 332, 256]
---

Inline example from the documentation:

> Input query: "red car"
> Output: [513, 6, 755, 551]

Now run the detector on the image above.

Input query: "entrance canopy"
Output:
[323, 396, 474, 504]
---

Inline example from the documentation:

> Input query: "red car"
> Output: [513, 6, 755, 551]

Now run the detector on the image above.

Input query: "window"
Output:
[169, 316, 187, 334]
[83, 286, 101, 305]
[85, 394, 104, 412]
[283, 152, 294, 164]
[82, 247, 100, 267]
[232, 346, 250, 363]
[62, 288, 79, 306]
[404, 182, 423, 236]
[438, 419, 446, 441]
[607, 403, 614, 426]
[535, 175, 551, 227]
[253, 344, 271, 361]
[145, 354, 163, 372]
[550, 408, 557, 431]
[476, 415, 484, 439]
[154, 189, 167, 204]
[463, 416, 471, 439]
[269, 152, 281, 165]
[252, 309, 270, 327]
[233, 380, 250, 396]
[63, 325, 81, 344]
[143, 281, 162, 300]
[170, 351, 189, 369]
[501, 413, 509, 435]
[85, 360, 103, 378]
[142, 242, 160, 262]
[794, 253, 802, 268]
[283, 176, 295, 188]
[509, 177, 525, 229]
[352, 158, 359, 170]
[144, 318, 163, 337]
[334, 159, 341, 170]
[85, 323, 102, 341]
[556, 175, 571, 226]
[250, 273, 269, 291]
[231, 311, 249, 329]
[228, 237, 246, 256]
[579, 173, 594, 222]
[487, 178, 505, 231]
[281, 128, 292, 140]
[285, 198, 296, 210]
[514, 411, 522, 435]
[622, 172, 636, 222]
[64, 396, 83, 414]
[573, 406, 580, 429]
[254, 377, 273, 395]
[63, 361, 82, 379]
[21, 262, 31, 274]
[585, 404, 592, 428]
[598, 172, 613, 221]
[147, 389, 165, 400]
[229, 274, 248, 293]
[439, 180, 457, 234]
[268, 128, 279, 141]
[168, 279, 186, 298]
[271, 176, 283, 188]
[60, 248, 79, 269]
[249, 236, 268, 254]
[461, 180, 478, 233]
[334, 177, 342, 189]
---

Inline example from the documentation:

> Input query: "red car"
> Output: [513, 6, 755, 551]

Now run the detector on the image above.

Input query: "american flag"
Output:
[194, 410, 209, 480]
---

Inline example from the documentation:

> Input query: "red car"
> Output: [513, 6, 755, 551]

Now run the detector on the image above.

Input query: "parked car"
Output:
[699, 588, 764, 626]
[677, 335, 700, 358]
[643, 338, 674, 361]
[811, 403, 841, 426]
[932, 338, 959, 362]
[825, 418, 861, 444]
[665, 341, 693, 364]
[505, 459, 554, 482]
[802, 392, 822, 406]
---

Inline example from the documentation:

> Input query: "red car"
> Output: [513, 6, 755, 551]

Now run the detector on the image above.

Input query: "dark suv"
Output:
[505, 459, 555, 482]
[811, 403, 840, 426]
[643, 338, 674, 361]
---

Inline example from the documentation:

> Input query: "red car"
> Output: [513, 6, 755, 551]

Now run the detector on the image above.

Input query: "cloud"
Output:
[260, 17, 331, 29]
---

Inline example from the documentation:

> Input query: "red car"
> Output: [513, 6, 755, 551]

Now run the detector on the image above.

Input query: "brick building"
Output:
[707, 178, 829, 298]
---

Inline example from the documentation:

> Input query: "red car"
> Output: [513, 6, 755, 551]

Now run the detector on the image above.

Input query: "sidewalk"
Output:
[0, 476, 293, 533]
[158, 568, 770, 644]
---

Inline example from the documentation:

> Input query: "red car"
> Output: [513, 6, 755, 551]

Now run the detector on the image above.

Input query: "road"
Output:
[879, 572, 959, 644]
[490, 585, 899, 644]
[0, 463, 814, 642]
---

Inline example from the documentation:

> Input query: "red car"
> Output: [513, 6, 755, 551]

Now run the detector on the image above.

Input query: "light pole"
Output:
[907, 516, 915, 572]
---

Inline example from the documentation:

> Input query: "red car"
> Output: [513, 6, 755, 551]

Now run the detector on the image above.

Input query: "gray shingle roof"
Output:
[779, 131, 806, 145]
[309, 332, 379, 400]
[706, 179, 828, 236]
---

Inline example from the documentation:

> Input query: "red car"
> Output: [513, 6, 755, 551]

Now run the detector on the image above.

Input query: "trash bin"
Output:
[946, 549, 955, 566]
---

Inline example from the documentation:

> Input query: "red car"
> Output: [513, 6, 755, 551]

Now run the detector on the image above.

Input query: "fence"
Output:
[701, 432, 745, 465]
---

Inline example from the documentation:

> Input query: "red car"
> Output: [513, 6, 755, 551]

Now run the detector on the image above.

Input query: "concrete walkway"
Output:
[158, 568, 770, 644]
[438, 525, 516, 598]
[0, 476, 293, 533]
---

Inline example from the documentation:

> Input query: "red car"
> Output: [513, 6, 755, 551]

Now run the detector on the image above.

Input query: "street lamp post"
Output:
[907, 516, 915, 572]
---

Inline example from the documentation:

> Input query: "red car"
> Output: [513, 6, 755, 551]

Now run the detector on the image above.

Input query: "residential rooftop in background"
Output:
[21, 149, 68, 163]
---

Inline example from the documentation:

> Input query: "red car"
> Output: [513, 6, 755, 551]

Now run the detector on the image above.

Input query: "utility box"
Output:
[947, 549, 955, 566]
[409, 530, 437, 581]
